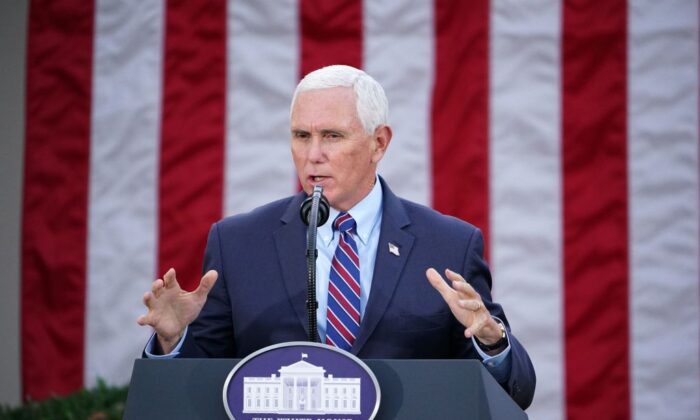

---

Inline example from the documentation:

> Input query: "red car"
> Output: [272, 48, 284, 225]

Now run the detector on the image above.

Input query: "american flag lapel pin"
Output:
[388, 242, 400, 256]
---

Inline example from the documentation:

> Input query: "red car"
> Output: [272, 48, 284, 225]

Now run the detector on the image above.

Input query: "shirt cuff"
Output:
[143, 327, 188, 359]
[471, 318, 512, 383]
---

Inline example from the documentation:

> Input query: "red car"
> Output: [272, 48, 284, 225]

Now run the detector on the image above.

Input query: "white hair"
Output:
[291, 65, 389, 134]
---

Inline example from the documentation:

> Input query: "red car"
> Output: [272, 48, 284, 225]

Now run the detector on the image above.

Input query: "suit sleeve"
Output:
[177, 222, 237, 358]
[459, 227, 536, 410]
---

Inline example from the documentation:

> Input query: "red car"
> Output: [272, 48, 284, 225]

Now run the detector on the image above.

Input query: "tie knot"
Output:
[333, 212, 356, 233]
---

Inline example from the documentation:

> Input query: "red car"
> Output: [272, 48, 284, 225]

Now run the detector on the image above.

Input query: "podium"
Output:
[124, 358, 527, 419]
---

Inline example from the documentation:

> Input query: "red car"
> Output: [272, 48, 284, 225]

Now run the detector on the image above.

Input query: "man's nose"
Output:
[307, 136, 325, 162]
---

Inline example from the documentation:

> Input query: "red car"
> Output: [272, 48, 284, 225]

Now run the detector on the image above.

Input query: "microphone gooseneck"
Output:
[299, 185, 329, 343]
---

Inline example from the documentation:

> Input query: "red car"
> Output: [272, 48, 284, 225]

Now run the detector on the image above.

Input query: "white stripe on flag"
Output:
[628, 1, 700, 418]
[363, 0, 433, 206]
[489, 1, 564, 419]
[86, 0, 164, 386]
[224, 0, 299, 216]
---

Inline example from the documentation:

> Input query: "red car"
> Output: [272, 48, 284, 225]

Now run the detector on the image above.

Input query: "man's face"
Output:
[291, 87, 390, 211]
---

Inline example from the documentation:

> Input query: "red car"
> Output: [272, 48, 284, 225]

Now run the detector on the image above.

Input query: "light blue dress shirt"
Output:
[315, 177, 383, 342]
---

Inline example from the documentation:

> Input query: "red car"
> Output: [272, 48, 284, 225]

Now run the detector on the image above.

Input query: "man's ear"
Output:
[371, 125, 392, 163]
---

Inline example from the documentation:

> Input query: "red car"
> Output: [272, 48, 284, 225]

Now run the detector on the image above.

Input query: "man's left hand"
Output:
[426, 268, 503, 345]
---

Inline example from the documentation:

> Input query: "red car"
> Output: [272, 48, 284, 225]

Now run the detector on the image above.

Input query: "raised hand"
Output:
[137, 268, 218, 354]
[426, 267, 502, 345]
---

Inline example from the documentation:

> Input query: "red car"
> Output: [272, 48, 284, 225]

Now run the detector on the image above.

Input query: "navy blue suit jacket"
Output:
[177, 178, 535, 409]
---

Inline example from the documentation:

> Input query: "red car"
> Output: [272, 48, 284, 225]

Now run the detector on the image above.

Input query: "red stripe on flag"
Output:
[158, 0, 226, 290]
[299, 0, 362, 76]
[21, 0, 95, 400]
[431, 0, 491, 251]
[562, 1, 630, 419]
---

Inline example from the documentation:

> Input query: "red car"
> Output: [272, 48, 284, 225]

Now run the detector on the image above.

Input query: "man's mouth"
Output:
[310, 175, 327, 183]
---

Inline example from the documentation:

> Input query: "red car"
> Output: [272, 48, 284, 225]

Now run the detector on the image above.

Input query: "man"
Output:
[137, 65, 536, 409]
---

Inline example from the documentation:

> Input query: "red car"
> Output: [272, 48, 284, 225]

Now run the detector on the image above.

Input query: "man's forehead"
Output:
[290, 87, 360, 127]
[294, 86, 355, 104]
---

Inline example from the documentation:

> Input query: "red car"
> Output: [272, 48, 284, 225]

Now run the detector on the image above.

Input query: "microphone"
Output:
[300, 186, 330, 227]
[299, 185, 329, 343]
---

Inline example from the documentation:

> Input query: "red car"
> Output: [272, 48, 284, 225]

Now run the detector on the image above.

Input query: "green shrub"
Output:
[0, 379, 127, 420]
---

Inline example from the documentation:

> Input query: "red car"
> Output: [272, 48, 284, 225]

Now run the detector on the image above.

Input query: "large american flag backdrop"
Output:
[20, 0, 699, 418]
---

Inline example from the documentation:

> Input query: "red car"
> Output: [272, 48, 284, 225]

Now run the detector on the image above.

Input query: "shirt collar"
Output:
[319, 175, 383, 246]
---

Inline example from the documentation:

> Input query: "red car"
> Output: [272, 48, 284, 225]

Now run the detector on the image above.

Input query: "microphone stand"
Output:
[301, 185, 328, 343]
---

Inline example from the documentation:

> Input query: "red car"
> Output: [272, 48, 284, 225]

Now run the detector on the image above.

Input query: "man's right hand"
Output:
[137, 268, 218, 354]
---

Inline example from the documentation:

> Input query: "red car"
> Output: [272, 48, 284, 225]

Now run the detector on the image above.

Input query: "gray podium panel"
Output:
[124, 358, 527, 420]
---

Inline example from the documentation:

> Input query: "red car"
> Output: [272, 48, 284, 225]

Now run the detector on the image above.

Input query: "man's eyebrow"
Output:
[320, 128, 345, 135]
[291, 128, 347, 135]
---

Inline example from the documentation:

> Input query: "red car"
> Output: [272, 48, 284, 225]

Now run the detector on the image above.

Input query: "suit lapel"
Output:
[352, 179, 414, 354]
[273, 193, 310, 338]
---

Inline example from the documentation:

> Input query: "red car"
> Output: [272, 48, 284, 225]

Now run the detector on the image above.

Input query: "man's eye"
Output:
[294, 132, 309, 139]
[325, 132, 341, 140]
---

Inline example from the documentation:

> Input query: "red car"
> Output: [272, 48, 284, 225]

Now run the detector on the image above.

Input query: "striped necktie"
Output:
[325, 212, 361, 351]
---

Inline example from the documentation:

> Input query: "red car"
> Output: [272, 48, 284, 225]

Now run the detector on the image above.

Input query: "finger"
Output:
[445, 268, 474, 296]
[469, 319, 503, 344]
[445, 268, 466, 283]
[468, 315, 492, 336]
[142, 291, 152, 306]
[465, 323, 481, 339]
[136, 308, 155, 326]
[194, 270, 219, 299]
[466, 316, 489, 339]
[458, 299, 482, 312]
[449, 276, 479, 299]
[426, 268, 456, 301]
[150, 279, 164, 296]
[163, 268, 177, 288]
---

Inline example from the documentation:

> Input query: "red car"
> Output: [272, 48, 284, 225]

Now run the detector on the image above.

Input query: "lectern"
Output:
[124, 358, 527, 419]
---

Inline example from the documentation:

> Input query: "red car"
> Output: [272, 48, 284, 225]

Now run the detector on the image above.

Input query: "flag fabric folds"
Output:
[21, 0, 699, 419]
